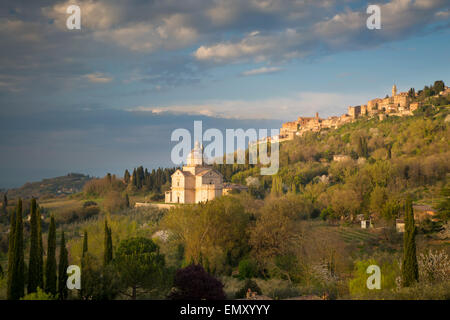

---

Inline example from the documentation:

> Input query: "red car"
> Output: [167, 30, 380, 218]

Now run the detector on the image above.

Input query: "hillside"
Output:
[230, 99, 450, 224]
[3, 173, 92, 200]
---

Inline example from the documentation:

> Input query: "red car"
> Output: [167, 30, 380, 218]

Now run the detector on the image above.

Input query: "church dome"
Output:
[186, 141, 204, 166]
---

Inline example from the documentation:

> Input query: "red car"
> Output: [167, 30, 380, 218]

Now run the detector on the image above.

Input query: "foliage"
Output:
[162, 196, 250, 274]
[114, 237, 166, 300]
[20, 287, 56, 300]
[169, 264, 226, 300]
[238, 258, 258, 279]
[28, 198, 41, 294]
[103, 220, 113, 267]
[45, 216, 57, 295]
[58, 231, 69, 300]
[418, 249, 450, 284]
[401, 199, 419, 287]
[9, 199, 24, 300]
[234, 279, 262, 298]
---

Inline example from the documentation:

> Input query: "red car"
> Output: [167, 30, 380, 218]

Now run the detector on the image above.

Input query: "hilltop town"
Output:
[279, 83, 450, 141]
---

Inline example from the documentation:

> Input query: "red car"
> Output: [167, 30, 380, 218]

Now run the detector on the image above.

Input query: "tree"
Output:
[82, 231, 88, 257]
[132, 168, 138, 188]
[114, 237, 166, 300]
[169, 264, 226, 300]
[271, 176, 283, 196]
[124, 170, 131, 184]
[37, 207, 44, 289]
[6, 200, 17, 299]
[162, 197, 250, 274]
[401, 199, 419, 287]
[80, 231, 88, 299]
[433, 80, 445, 93]
[436, 186, 450, 222]
[58, 231, 69, 300]
[2, 193, 7, 214]
[10, 198, 25, 300]
[356, 136, 369, 158]
[28, 198, 40, 294]
[45, 216, 57, 295]
[125, 193, 130, 208]
[103, 220, 113, 267]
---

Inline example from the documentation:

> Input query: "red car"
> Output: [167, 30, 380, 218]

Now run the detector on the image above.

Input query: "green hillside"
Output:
[230, 101, 450, 223]
[3, 173, 92, 200]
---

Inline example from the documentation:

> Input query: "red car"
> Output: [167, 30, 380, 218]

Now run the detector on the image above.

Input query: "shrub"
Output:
[238, 259, 258, 279]
[235, 279, 262, 299]
[169, 264, 226, 300]
[418, 249, 450, 284]
[21, 287, 56, 300]
[150, 193, 164, 202]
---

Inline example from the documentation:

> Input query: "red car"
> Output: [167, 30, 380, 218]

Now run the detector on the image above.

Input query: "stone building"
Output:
[277, 83, 440, 141]
[348, 105, 361, 119]
[165, 141, 223, 204]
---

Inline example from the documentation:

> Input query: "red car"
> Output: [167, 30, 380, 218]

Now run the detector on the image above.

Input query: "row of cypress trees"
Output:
[7, 198, 69, 300]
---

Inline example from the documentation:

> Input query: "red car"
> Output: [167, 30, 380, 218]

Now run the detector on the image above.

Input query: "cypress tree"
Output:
[82, 231, 88, 258]
[125, 193, 130, 208]
[28, 198, 40, 293]
[2, 193, 7, 214]
[37, 207, 44, 289]
[45, 216, 57, 296]
[10, 198, 24, 299]
[124, 169, 131, 184]
[80, 231, 88, 300]
[401, 199, 419, 287]
[6, 201, 17, 299]
[103, 220, 113, 266]
[132, 169, 137, 188]
[58, 231, 69, 300]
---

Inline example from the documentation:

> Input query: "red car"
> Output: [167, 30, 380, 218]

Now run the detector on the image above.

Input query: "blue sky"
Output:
[0, 0, 449, 188]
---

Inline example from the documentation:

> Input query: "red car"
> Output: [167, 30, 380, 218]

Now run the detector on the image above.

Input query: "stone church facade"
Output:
[165, 141, 223, 204]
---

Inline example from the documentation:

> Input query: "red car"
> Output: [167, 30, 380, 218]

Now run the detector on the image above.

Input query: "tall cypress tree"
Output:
[125, 193, 130, 208]
[79, 231, 88, 300]
[6, 200, 17, 299]
[28, 198, 40, 293]
[401, 199, 419, 287]
[103, 220, 113, 266]
[10, 198, 24, 299]
[58, 231, 69, 300]
[2, 193, 7, 214]
[45, 216, 57, 295]
[124, 169, 131, 184]
[82, 231, 88, 258]
[36, 207, 44, 289]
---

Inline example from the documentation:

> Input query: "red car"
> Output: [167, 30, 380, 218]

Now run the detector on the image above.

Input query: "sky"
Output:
[0, 0, 449, 188]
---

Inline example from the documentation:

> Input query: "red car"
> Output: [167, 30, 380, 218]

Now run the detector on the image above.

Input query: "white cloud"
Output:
[128, 91, 370, 120]
[82, 72, 113, 83]
[241, 66, 282, 76]
[194, 28, 309, 63]
[93, 15, 198, 52]
[195, 0, 450, 63]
